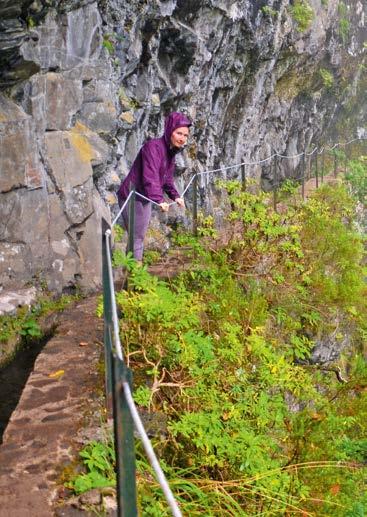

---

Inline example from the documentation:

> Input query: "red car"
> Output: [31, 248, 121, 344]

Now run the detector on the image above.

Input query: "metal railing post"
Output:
[192, 173, 198, 236]
[273, 156, 277, 211]
[127, 188, 136, 256]
[241, 163, 247, 191]
[112, 357, 137, 517]
[301, 153, 305, 200]
[102, 218, 113, 412]
[334, 151, 338, 178]
[315, 152, 319, 189]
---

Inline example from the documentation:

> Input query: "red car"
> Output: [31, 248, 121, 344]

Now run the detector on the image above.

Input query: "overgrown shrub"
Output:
[112, 183, 366, 515]
[289, 0, 314, 32]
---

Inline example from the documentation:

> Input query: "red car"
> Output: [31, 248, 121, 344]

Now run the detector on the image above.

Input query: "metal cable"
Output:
[111, 190, 133, 228]
[105, 133, 365, 515]
[112, 191, 167, 227]
[104, 233, 183, 515]
[104, 230, 124, 361]
[122, 381, 183, 517]
[111, 136, 366, 223]
[275, 151, 305, 159]
[180, 153, 278, 197]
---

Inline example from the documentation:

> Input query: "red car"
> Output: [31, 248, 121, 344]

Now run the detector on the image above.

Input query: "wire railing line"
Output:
[183, 136, 365, 188]
[305, 147, 319, 156]
[112, 136, 366, 222]
[181, 153, 279, 197]
[103, 132, 365, 514]
[111, 191, 133, 228]
[104, 229, 124, 361]
[111, 190, 163, 228]
[122, 380, 183, 517]
[275, 151, 305, 159]
[104, 224, 182, 517]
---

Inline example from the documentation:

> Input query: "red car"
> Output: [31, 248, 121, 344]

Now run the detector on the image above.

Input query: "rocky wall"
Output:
[0, 0, 366, 292]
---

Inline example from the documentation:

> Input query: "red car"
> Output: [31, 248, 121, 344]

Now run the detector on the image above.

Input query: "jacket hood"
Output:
[164, 112, 192, 147]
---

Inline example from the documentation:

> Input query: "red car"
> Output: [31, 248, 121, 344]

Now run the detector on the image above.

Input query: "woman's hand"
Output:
[159, 202, 170, 212]
[175, 197, 185, 209]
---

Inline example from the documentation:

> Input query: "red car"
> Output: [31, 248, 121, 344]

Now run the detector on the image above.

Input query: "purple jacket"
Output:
[117, 112, 192, 205]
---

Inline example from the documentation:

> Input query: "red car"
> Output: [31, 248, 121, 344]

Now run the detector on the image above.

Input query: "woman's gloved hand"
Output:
[159, 202, 170, 212]
[175, 197, 185, 208]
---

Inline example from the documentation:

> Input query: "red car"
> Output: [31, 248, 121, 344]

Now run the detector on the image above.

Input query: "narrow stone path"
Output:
[0, 296, 103, 517]
[301, 171, 340, 197]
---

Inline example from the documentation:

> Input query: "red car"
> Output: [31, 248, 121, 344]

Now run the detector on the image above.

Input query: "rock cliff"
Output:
[0, 0, 366, 291]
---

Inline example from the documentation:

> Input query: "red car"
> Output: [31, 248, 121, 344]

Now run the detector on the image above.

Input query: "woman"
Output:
[117, 111, 192, 261]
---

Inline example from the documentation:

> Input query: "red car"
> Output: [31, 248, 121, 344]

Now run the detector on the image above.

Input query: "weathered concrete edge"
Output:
[0, 295, 104, 517]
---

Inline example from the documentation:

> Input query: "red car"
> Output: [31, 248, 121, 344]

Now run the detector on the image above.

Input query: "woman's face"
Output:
[170, 126, 189, 148]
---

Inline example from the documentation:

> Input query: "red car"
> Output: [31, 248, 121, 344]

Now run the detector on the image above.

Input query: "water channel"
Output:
[0, 337, 48, 444]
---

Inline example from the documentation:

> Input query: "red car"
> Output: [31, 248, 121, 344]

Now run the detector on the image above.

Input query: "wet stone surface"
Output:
[0, 334, 48, 442]
[0, 295, 103, 517]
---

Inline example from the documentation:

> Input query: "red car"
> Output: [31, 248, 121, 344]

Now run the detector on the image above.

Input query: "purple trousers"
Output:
[120, 199, 152, 260]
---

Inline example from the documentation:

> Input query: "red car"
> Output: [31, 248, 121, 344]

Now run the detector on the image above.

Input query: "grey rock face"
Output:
[0, 91, 110, 292]
[0, 287, 38, 316]
[0, 0, 366, 292]
[311, 330, 351, 365]
[29, 73, 83, 132]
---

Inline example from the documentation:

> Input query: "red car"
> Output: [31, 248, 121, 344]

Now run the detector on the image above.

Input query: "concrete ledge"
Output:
[0, 296, 103, 517]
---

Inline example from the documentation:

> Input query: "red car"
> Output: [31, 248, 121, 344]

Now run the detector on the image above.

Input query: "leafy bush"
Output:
[66, 440, 115, 494]
[0, 294, 76, 352]
[20, 319, 42, 339]
[320, 68, 334, 88]
[261, 6, 278, 18]
[109, 182, 366, 515]
[345, 156, 367, 204]
[338, 1, 350, 44]
[289, 0, 314, 32]
[76, 182, 366, 515]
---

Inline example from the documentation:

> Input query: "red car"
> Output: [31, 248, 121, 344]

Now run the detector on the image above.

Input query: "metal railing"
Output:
[111, 136, 366, 234]
[102, 134, 366, 516]
[102, 213, 183, 516]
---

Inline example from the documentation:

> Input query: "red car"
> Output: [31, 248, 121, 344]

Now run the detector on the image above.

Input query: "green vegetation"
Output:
[321, 151, 367, 205]
[66, 439, 115, 494]
[345, 155, 367, 204]
[19, 319, 42, 340]
[102, 34, 116, 55]
[70, 181, 366, 515]
[143, 250, 161, 266]
[102, 32, 124, 55]
[320, 67, 334, 89]
[26, 16, 36, 29]
[112, 223, 124, 243]
[275, 67, 315, 101]
[289, 0, 314, 32]
[0, 294, 77, 365]
[118, 87, 141, 111]
[261, 6, 278, 18]
[338, 2, 351, 44]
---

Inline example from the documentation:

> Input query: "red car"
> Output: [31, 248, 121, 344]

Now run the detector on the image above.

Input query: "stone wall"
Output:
[0, 0, 366, 292]
[0, 2, 111, 292]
